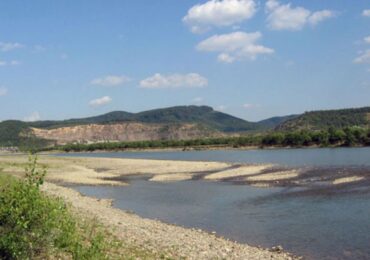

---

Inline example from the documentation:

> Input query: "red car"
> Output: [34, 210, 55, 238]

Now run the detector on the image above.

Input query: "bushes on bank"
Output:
[0, 155, 108, 259]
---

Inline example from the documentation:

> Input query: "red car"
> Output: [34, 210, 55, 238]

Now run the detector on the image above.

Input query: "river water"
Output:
[61, 147, 370, 259]
[59, 147, 370, 167]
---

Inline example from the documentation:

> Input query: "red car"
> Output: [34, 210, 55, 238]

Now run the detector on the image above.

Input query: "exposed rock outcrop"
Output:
[31, 122, 221, 145]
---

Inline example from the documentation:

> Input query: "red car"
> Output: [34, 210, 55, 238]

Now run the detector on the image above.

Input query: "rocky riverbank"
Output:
[2, 154, 370, 258]
[42, 181, 297, 259]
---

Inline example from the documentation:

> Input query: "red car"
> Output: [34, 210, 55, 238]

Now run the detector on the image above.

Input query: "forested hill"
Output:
[29, 106, 259, 132]
[276, 107, 370, 131]
[2, 105, 368, 148]
[0, 106, 269, 147]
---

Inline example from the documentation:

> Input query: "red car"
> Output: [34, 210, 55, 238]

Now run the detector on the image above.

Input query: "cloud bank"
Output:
[354, 50, 370, 64]
[140, 73, 208, 89]
[89, 96, 112, 107]
[197, 31, 274, 63]
[0, 42, 24, 52]
[24, 112, 41, 122]
[265, 0, 335, 31]
[363, 9, 370, 17]
[91, 75, 131, 87]
[183, 0, 257, 33]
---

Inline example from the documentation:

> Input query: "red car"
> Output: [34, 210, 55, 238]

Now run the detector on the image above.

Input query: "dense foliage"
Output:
[1, 106, 369, 151]
[0, 120, 51, 150]
[47, 126, 370, 152]
[28, 106, 263, 132]
[277, 107, 370, 131]
[132, 106, 259, 132]
[0, 155, 109, 259]
[0, 106, 253, 132]
[0, 120, 28, 146]
[0, 106, 294, 151]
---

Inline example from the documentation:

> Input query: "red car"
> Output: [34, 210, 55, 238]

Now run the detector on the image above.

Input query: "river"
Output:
[60, 147, 370, 259]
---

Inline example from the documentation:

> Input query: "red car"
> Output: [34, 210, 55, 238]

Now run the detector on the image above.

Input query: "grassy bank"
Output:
[41, 126, 370, 152]
[0, 156, 109, 259]
[0, 155, 167, 259]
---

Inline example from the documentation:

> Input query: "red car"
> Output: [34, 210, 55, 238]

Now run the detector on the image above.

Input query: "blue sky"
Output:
[0, 0, 369, 122]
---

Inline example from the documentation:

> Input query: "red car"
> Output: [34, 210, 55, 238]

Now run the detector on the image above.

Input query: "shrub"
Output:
[0, 155, 108, 259]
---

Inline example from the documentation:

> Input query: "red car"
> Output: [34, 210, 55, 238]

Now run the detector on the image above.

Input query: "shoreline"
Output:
[1, 144, 368, 158]
[31, 142, 368, 155]
[41, 181, 298, 259]
[1, 155, 370, 258]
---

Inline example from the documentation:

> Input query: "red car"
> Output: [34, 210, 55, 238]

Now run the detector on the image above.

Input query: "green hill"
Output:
[29, 106, 259, 132]
[29, 111, 134, 129]
[256, 115, 298, 129]
[276, 107, 370, 131]
[0, 106, 259, 147]
[27, 105, 293, 132]
[0, 120, 29, 146]
[2, 105, 368, 149]
[133, 106, 258, 132]
[0, 120, 51, 149]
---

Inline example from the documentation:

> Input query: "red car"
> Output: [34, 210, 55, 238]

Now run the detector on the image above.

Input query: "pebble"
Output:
[43, 182, 298, 260]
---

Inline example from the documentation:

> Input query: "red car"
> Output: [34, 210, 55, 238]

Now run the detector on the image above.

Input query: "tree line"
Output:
[44, 126, 370, 152]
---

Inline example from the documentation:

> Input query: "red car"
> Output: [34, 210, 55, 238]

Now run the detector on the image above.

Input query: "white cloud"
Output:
[197, 31, 274, 63]
[0, 87, 7, 96]
[364, 36, 370, 44]
[308, 10, 335, 25]
[354, 50, 370, 64]
[0, 42, 24, 52]
[243, 103, 259, 109]
[24, 112, 41, 122]
[217, 105, 227, 111]
[140, 73, 208, 89]
[33, 45, 47, 52]
[217, 53, 236, 63]
[91, 75, 131, 87]
[191, 97, 204, 104]
[10, 60, 21, 66]
[285, 60, 295, 67]
[265, 0, 335, 31]
[363, 9, 370, 17]
[89, 96, 112, 107]
[183, 0, 257, 33]
[0, 60, 21, 66]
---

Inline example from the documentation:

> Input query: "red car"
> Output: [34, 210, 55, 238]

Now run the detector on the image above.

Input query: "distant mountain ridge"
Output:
[0, 106, 252, 146]
[29, 106, 263, 132]
[1, 105, 368, 147]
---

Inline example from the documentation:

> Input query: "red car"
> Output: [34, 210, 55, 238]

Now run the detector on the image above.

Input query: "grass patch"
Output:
[0, 155, 173, 259]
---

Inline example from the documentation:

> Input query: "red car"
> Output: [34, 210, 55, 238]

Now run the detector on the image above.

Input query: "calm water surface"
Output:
[59, 147, 370, 167]
[63, 148, 370, 259]
[73, 180, 370, 260]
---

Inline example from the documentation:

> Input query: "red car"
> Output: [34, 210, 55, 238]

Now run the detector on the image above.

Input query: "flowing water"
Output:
[59, 147, 370, 167]
[61, 147, 370, 259]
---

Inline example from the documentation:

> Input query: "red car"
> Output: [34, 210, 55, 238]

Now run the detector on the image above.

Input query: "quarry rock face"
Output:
[30, 122, 220, 145]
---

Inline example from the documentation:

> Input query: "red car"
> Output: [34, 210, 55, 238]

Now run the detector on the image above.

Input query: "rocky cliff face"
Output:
[30, 122, 221, 145]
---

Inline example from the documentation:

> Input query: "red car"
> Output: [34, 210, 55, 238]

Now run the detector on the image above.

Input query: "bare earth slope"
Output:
[31, 122, 221, 145]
